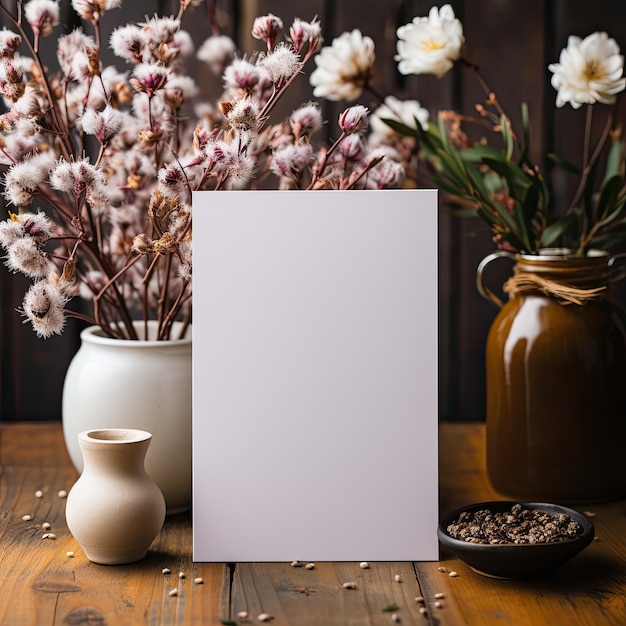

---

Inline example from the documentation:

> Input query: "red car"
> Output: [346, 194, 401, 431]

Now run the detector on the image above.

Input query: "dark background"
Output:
[1, 0, 624, 421]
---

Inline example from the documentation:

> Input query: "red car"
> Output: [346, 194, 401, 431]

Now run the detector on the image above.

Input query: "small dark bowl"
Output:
[437, 501, 595, 579]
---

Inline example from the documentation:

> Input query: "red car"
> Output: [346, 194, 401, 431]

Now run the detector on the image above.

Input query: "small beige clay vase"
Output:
[65, 429, 166, 565]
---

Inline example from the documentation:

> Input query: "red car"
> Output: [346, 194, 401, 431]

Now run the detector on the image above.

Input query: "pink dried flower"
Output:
[197, 35, 237, 75]
[289, 17, 322, 54]
[251, 13, 283, 51]
[24, 0, 60, 51]
[0, 29, 21, 58]
[5, 237, 49, 277]
[130, 64, 170, 96]
[110, 24, 148, 64]
[57, 28, 96, 80]
[258, 43, 300, 85]
[71, 0, 121, 22]
[289, 102, 323, 139]
[3, 153, 53, 207]
[338, 105, 370, 134]
[79, 105, 123, 143]
[270, 142, 314, 181]
[222, 58, 261, 92]
[21, 280, 67, 338]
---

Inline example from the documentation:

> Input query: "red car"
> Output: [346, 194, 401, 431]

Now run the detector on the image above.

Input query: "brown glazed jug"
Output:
[477, 249, 626, 502]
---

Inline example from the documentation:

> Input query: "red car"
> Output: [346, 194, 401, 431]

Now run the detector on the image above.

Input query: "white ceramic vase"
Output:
[65, 428, 166, 565]
[62, 321, 192, 514]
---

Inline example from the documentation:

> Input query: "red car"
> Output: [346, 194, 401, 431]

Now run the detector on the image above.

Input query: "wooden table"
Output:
[1, 422, 624, 625]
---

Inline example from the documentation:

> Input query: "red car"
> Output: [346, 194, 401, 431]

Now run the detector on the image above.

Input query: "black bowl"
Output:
[437, 501, 595, 579]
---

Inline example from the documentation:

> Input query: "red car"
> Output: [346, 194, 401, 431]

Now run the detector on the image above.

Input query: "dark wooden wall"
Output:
[1, 0, 625, 421]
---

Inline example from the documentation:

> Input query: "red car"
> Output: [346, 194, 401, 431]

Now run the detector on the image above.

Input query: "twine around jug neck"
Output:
[503, 269, 606, 305]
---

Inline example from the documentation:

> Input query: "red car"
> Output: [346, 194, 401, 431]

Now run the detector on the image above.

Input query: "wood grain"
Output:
[1, 421, 625, 625]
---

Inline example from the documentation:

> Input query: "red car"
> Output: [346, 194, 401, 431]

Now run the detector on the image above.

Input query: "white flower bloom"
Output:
[130, 63, 170, 96]
[370, 157, 406, 189]
[251, 13, 283, 49]
[395, 4, 464, 78]
[310, 29, 375, 101]
[549, 32, 626, 108]
[369, 96, 430, 142]
[21, 280, 67, 338]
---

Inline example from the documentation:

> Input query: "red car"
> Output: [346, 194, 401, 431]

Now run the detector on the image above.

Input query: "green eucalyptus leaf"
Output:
[547, 153, 580, 175]
[597, 174, 624, 222]
[603, 141, 625, 185]
[380, 117, 419, 137]
[540, 213, 579, 247]
[500, 114, 514, 160]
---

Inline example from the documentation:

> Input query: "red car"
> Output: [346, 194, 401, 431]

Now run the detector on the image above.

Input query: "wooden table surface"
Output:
[1, 421, 624, 626]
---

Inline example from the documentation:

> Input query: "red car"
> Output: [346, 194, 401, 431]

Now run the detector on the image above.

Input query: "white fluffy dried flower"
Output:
[79, 105, 123, 143]
[5, 237, 49, 277]
[24, 0, 60, 43]
[21, 280, 67, 338]
[270, 142, 314, 180]
[110, 24, 148, 64]
[258, 42, 300, 85]
[197, 35, 236, 75]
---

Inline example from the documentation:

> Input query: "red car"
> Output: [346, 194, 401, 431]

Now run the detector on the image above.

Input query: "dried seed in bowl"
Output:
[446, 503, 583, 545]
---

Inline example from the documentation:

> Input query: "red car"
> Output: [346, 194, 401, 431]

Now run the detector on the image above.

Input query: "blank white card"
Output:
[192, 189, 438, 562]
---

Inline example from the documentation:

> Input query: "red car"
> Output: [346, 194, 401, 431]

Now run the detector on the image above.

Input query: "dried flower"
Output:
[339, 105, 369, 135]
[0, 3, 411, 342]
[251, 13, 283, 51]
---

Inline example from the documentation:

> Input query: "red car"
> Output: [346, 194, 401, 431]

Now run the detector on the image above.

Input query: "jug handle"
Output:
[476, 250, 516, 309]
[608, 252, 626, 283]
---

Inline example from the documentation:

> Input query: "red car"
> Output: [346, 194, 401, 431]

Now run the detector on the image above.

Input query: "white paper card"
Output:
[192, 189, 438, 562]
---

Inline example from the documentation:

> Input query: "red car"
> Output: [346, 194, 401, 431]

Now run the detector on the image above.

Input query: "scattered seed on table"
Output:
[237, 611, 248, 619]
[290, 560, 302, 567]
[342, 582, 357, 589]
[22, 514, 32, 522]
[168, 588, 178, 597]
[35, 490, 43, 498]
[359, 561, 369, 569]
[41, 522, 51, 530]
[57, 490, 68, 498]
[448, 571, 458, 577]
[434, 601, 442, 608]
[394, 574, 402, 583]
[391, 613, 400, 623]
[419, 606, 428, 615]
[584, 511, 597, 518]
[194, 577, 203, 584]
[162, 568, 171, 575]
[594, 536, 601, 541]
[178, 572, 186, 579]
[66, 551, 74, 558]
[437, 566, 446, 572]
[42, 533, 56, 540]
[415, 596, 424, 603]
[434, 593, 445, 599]
[304, 563, 315, 570]
[257, 613, 273, 622]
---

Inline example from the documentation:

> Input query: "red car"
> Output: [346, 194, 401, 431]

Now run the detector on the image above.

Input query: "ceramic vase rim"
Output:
[518, 247, 609, 261]
[79, 428, 153, 445]
[79, 320, 191, 347]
